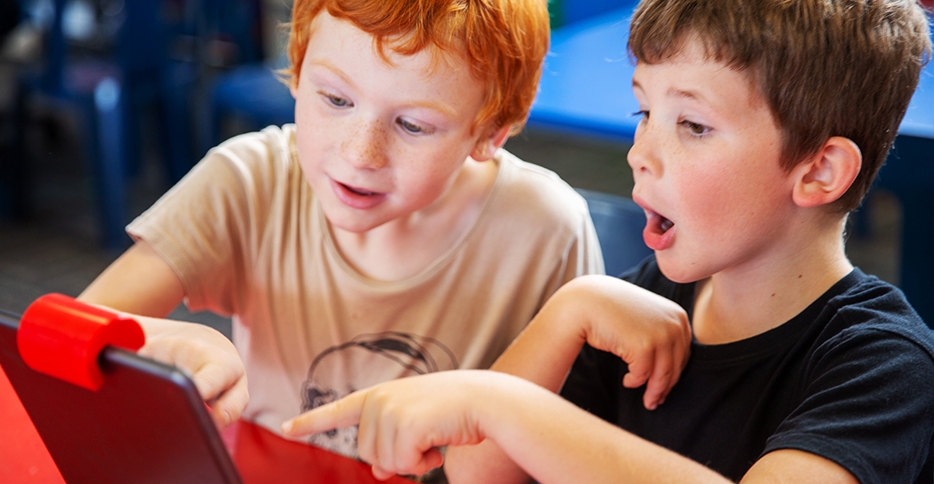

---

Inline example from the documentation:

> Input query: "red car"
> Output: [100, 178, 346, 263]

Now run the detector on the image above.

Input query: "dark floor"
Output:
[0, 119, 902, 338]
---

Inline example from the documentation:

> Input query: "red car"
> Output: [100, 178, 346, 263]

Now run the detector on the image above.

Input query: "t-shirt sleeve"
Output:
[126, 134, 270, 316]
[542, 192, 606, 300]
[575, 205, 606, 278]
[764, 325, 934, 484]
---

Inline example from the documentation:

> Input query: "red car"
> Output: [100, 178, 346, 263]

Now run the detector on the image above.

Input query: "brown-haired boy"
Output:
[73, 0, 654, 461]
[283, 0, 934, 482]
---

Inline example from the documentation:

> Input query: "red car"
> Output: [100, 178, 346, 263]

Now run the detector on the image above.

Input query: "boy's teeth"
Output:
[347, 186, 374, 196]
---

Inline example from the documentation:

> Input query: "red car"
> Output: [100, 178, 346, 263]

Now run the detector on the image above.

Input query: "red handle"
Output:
[17, 294, 145, 391]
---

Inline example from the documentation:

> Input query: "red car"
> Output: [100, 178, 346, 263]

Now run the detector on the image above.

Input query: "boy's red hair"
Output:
[282, 0, 550, 137]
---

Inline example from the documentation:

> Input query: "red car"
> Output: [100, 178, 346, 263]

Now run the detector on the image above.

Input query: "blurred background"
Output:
[0, 0, 918, 332]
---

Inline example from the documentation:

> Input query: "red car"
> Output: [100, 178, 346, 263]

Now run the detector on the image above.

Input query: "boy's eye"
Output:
[320, 91, 352, 108]
[397, 118, 428, 135]
[681, 120, 710, 136]
[632, 110, 649, 122]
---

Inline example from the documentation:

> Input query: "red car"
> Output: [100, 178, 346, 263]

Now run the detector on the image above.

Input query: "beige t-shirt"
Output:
[128, 125, 603, 455]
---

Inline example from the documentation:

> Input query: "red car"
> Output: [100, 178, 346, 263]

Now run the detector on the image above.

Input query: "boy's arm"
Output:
[78, 240, 248, 428]
[445, 274, 691, 483]
[283, 370, 730, 483]
[492, 275, 691, 402]
[284, 370, 857, 483]
[79, 240, 185, 316]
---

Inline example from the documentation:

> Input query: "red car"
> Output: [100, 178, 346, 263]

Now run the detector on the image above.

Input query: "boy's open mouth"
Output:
[340, 182, 379, 197]
[330, 178, 387, 210]
[646, 210, 674, 235]
[643, 209, 676, 251]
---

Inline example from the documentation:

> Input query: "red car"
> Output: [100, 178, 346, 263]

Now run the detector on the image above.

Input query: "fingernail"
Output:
[281, 421, 293, 434]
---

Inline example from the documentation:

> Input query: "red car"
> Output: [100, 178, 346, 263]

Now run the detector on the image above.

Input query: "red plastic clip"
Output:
[17, 294, 145, 391]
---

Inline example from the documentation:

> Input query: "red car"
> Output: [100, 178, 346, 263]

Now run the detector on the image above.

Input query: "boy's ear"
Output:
[470, 125, 512, 162]
[791, 136, 862, 208]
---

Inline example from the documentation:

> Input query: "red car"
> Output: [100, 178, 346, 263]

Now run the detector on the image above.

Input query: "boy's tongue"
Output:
[643, 212, 675, 251]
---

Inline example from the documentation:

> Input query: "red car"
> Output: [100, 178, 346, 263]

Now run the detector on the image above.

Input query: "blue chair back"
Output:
[577, 189, 653, 277]
[204, 59, 294, 154]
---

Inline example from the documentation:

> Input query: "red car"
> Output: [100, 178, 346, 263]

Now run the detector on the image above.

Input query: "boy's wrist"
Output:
[539, 277, 598, 346]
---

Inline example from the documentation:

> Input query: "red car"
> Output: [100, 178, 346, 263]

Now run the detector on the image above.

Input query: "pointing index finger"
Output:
[281, 389, 368, 437]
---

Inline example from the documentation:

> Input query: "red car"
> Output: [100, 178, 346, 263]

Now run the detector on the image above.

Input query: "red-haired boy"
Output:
[76, 0, 648, 462]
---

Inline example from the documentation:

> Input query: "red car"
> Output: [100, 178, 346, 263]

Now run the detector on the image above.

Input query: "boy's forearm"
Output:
[445, 441, 532, 484]
[466, 375, 729, 484]
[77, 240, 185, 318]
[446, 278, 618, 484]
[490, 278, 592, 391]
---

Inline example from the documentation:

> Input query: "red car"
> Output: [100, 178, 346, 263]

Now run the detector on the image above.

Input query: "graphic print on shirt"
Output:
[300, 331, 458, 456]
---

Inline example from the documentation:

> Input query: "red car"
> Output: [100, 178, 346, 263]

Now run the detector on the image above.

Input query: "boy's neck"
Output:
[690, 217, 853, 345]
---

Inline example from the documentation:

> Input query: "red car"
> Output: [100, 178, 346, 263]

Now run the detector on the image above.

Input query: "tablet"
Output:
[0, 310, 242, 484]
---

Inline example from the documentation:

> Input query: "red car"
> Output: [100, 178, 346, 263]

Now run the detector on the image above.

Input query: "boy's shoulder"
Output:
[827, 269, 934, 358]
[467, 149, 601, 260]
[490, 148, 590, 222]
[211, 124, 296, 168]
[195, 124, 299, 192]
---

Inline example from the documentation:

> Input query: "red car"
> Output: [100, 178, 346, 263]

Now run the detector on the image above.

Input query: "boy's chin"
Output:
[655, 255, 706, 284]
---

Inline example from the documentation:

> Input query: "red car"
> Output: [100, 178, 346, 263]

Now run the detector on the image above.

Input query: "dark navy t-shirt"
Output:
[560, 256, 934, 484]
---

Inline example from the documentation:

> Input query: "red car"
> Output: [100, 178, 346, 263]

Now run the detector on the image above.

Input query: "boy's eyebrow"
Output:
[308, 57, 459, 119]
[631, 79, 711, 105]
[309, 57, 353, 85]
[667, 87, 707, 104]
[632, 78, 644, 93]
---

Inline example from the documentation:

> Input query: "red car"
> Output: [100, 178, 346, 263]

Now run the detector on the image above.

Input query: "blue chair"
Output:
[9, 0, 170, 250]
[5, 0, 268, 250]
[159, 0, 268, 181]
[577, 188, 653, 277]
[202, 59, 294, 155]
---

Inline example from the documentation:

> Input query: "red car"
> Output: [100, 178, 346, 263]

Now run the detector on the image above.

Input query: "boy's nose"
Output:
[627, 123, 662, 178]
[341, 119, 389, 170]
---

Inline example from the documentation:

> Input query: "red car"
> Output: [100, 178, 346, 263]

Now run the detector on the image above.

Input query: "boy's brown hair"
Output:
[629, 0, 932, 212]
[282, 0, 551, 138]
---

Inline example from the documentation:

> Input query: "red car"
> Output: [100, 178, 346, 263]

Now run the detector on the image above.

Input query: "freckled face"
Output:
[291, 12, 488, 233]
[627, 41, 797, 283]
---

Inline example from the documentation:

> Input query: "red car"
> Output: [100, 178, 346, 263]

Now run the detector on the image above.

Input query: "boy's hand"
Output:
[283, 371, 495, 480]
[137, 318, 249, 429]
[563, 276, 692, 409]
[490, 275, 690, 411]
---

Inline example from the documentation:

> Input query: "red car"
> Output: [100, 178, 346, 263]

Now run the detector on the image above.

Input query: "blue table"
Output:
[529, 9, 934, 325]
